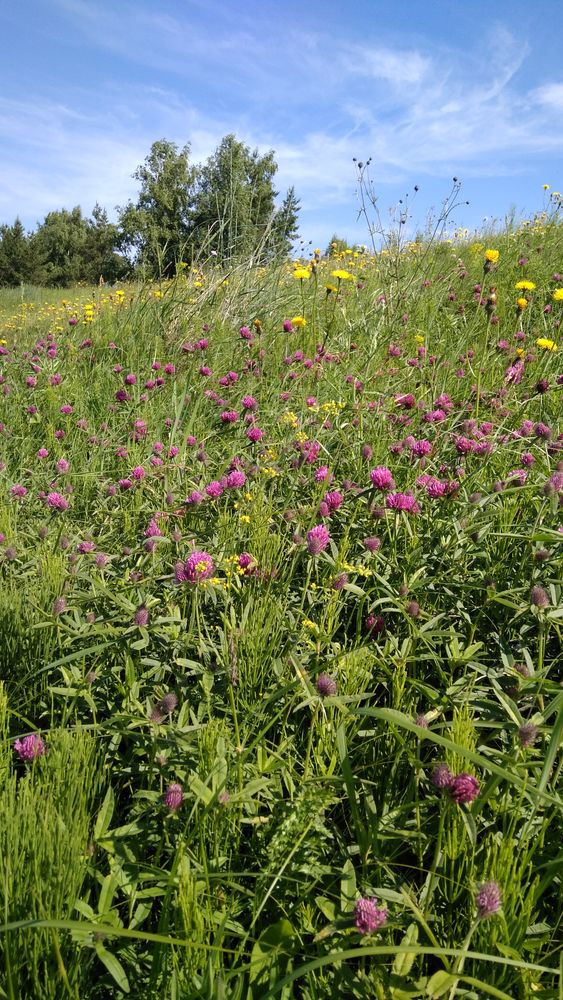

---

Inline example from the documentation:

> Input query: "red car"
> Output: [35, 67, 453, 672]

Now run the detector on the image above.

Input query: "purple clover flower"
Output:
[14, 733, 46, 761]
[353, 897, 388, 934]
[306, 524, 330, 555]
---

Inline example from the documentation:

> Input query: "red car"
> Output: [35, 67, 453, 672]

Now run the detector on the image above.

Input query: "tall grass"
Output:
[0, 208, 561, 997]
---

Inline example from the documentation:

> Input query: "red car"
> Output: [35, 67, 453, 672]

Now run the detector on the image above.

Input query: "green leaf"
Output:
[95, 941, 130, 992]
[249, 919, 294, 992]
[425, 970, 457, 997]
[94, 785, 115, 842]
[340, 858, 356, 913]
[393, 923, 419, 976]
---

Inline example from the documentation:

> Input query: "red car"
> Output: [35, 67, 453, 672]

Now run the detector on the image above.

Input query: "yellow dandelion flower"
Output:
[552, 288, 563, 301]
[515, 280, 536, 291]
[293, 267, 311, 281]
[291, 315, 307, 328]
[484, 249, 500, 263]
[325, 283, 338, 294]
[536, 337, 557, 351]
[414, 334, 425, 344]
[516, 297, 529, 310]
[331, 269, 355, 281]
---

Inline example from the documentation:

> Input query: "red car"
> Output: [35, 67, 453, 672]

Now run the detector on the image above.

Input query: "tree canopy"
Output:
[0, 134, 301, 286]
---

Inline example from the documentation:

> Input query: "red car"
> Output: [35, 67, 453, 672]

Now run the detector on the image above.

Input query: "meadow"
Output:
[0, 208, 561, 999]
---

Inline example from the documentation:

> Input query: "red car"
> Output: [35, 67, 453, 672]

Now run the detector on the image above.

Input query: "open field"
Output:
[0, 220, 561, 998]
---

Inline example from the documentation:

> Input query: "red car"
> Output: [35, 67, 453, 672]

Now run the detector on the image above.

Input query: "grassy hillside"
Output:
[0, 217, 561, 998]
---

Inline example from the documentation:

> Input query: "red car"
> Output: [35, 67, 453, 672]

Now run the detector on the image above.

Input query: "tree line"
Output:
[0, 135, 300, 287]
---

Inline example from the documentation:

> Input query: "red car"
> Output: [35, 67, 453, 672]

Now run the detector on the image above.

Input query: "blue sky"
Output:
[1, 0, 563, 252]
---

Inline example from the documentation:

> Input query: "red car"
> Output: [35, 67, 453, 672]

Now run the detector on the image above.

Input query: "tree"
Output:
[118, 140, 196, 278]
[82, 204, 129, 284]
[31, 207, 91, 286]
[0, 218, 37, 286]
[270, 186, 300, 258]
[191, 134, 280, 262]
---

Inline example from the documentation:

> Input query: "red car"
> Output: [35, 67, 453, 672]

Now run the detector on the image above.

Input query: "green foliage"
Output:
[0, 202, 561, 998]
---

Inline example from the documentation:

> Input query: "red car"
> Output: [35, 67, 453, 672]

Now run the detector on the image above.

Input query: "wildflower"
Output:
[178, 550, 214, 583]
[518, 723, 538, 747]
[291, 315, 307, 327]
[386, 492, 420, 514]
[134, 606, 149, 627]
[306, 524, 330, 555]
[365, 613, 385, 637]
[431, 763, 454, 789]
[516, 297, 529, 310]
[484, 248, 500, 263]
[293, 267, 311, 280]
[530, 584, 550, 608]
[370, 466, 395, 490]
[364, 536, 381, 552]
[164, 782, 184, 812]
[552, 288, 563, 301]
[449, 773, 480, 804]
[536, 337, 557, 351]
[331, 269, 355, 281]
[206, 480, 224, 498]
[10, 484, 27, 499]
[354, 898, 388, 934]
[476, 882, 501, 919]
[316, 673, 337, 697]
[14, 733, 46, 761]
[515, 280, 536, 290]
[46, 491, 69, 511]
[52, 596, 67, 616]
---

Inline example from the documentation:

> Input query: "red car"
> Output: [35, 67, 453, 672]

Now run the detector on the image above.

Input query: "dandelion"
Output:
[14, 733, 46, 761]
[552, 288, 563, 301]
[291, 315, 307, 327]
[484, 248, 500, 263]
[353, 898, 388, 934]
[331, 269, 355, 281]
[516, 297, 529, 310]
[515, 280, 536, 290]
[293, 267, 311, 281]
[476, 881, 501, 919]
[536, 337, 557, 351]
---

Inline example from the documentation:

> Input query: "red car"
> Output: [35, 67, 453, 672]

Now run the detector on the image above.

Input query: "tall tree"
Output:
[270, 186, 300, 258]
[191, 134, 279, 262]
[0, 218, 36, 286]
[118, 140, 196, 278]
[31, 207, 91, 286]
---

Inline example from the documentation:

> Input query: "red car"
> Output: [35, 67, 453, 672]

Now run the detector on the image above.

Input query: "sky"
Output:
[1, 0, 563, 253]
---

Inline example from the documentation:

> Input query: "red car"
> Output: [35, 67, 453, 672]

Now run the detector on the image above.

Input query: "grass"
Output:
[0, 209, 561, 998]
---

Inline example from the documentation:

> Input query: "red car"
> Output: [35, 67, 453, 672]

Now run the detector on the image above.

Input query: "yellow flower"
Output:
[484, 249, 500, 263]
[293, 267, 311, 281]
[516, 297, 529, 310]
[552, 288, 563, 301]
[291, 315, 306, 328]
[325, 283, 338, 294]
[536, 337, 557, 351]
[414, 334, 425, 344]
[331, 269, 355, 281]
[239, 514, 251, 523]
[516, 348, 525, 358]
[515, 280, 536, 291]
